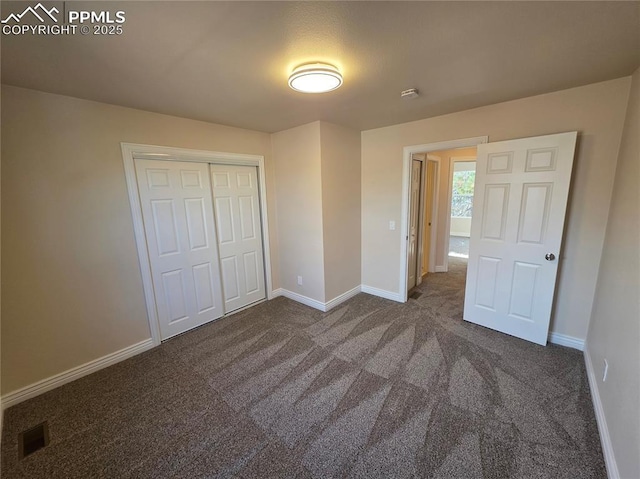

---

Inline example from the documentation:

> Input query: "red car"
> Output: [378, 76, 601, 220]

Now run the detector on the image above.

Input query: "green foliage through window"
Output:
[452, 171, 475, 195]
[451, 170, 475, 217]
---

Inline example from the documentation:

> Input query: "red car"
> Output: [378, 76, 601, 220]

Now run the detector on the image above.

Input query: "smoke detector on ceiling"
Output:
[401, 88, 419, 99]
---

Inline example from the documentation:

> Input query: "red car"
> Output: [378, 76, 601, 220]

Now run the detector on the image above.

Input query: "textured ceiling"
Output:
[2, 1, 639, 133]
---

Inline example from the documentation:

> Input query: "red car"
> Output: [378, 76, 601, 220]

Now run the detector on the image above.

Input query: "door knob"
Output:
[545, 253, 556, 261]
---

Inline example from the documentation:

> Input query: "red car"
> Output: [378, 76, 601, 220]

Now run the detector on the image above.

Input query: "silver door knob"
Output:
[545, 253, 556, 261]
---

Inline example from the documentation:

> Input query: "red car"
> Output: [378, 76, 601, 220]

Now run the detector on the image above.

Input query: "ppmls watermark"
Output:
[1, 3, 126, 36]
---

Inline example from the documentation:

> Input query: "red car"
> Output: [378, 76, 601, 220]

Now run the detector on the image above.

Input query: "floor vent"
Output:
[19, 422, 50, 459]
[409, 291, 422, 300]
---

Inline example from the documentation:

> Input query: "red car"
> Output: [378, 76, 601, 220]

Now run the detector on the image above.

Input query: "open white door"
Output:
[464, 132, 577, 345]
[407, 159, 422, 290]
[135, 159, 225, 340]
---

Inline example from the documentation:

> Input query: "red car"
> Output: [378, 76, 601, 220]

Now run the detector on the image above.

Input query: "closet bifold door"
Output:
[134, 159, 225, 340]
[210, 164, 267, 313]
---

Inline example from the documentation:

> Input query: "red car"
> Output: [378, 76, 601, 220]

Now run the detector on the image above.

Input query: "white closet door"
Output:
[135, 159, 224, 340]
[210, 164, 266, 312]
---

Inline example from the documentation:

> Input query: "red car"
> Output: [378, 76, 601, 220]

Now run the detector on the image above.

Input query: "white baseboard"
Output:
[272, 286, 362, 313]
[547, 332, 585, 350]
[325, 286, 361, 311]
[1, 338, 155, 412]
[272, 282, 418, 308]
[271, 288, 326, 312]
[584, 347, 620, 479]
[360, 285, 404, 303]
[434, 265, 447, 273]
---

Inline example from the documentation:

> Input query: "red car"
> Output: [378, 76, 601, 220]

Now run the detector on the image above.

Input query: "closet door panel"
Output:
[135, 159, 224, 339]
[211, 164, 266, 312]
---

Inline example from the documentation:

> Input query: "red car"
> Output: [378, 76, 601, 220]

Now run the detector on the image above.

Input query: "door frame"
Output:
[400, 136, 487, 302]
[121, 142, 273, 346]
[444, 155, 477, 270]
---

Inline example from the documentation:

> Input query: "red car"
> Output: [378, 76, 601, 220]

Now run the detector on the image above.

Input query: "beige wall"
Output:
[320, 122, 361, 301]
[450, 217, 471, 238]
[362, 77, 631, 339]
[1, 86, 277, 395]
[272, 121, 362, 303]
[586, 68, 639, 479]
[272, 122, 325, 302]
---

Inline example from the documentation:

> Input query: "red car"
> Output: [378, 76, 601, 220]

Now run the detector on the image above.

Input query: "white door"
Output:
[135, 159, 225, 340]
[422, 161, 436, 276]
[407, 159, 422, 290]
[211, 164, 266, 313]
[464, 132, 577, 345]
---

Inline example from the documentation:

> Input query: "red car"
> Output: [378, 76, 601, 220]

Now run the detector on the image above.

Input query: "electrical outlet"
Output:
[389, 220, 396, 231]
[603, 359, 609, 382]
[297, 276, 303, 286]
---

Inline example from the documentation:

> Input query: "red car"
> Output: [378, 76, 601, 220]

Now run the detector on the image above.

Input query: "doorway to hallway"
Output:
[401, 137, 487, 301]
[447, 159, 476, 259]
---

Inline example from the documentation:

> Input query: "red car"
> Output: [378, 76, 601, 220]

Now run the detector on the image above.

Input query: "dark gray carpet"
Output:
[1, 258, 606, 478]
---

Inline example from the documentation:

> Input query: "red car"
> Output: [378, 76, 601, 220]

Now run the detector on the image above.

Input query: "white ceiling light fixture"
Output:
[288, 62, 343, 93]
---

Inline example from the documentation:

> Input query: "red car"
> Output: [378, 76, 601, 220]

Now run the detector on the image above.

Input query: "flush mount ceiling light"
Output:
[288, 63, 343, 93]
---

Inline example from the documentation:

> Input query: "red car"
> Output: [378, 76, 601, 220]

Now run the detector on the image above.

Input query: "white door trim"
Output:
[121, 142, 273, 346]
[400, 136, 488, 302]
[444, 155, 477, 270]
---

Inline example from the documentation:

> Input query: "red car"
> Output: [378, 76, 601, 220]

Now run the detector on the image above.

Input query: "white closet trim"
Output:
[121, 143, 273, 346]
